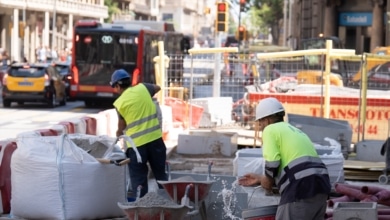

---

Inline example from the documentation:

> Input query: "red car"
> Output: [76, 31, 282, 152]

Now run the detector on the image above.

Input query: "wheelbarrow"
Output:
[117, 202, 191, 220]
[157, 178, 215, 219]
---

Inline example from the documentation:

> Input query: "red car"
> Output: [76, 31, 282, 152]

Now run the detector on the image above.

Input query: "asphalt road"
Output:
[0, 98, 108, 141]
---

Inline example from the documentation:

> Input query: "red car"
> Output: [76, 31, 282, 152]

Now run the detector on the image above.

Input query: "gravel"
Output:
[71, 137, 111, 158]
[126, 192, 178, 207]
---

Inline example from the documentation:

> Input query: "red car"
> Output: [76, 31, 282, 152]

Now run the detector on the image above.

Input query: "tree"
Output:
[246, 7, 269, 40]
[104, 0, 121, 23]
[251, 0, 284, 45]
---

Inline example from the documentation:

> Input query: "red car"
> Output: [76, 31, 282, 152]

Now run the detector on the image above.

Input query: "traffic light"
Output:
[240, 0, 246, 12]
[215, 2, 229, 32]
[237, 26, 247, 41]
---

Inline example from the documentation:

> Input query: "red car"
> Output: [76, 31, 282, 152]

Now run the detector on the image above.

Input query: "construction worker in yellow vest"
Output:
[238, 97, 331, 220]
[110, 69, 167, 198]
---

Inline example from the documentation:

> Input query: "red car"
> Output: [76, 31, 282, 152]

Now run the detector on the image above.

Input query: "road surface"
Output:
[0, 100, 108, 141]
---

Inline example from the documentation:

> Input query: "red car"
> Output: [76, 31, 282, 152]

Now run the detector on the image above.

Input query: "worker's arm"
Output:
[238, 173, 274, 190]
[259, 175, 275, 191]
[116, 109, 127, 137]
[143, 83, 161, 97]
[153, 84, 161, 94]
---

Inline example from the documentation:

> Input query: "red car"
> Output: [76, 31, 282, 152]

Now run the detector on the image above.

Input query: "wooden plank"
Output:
[344, 170, 382, 177]
[344, 176, 379, 181]
[344, 160, 385, 170]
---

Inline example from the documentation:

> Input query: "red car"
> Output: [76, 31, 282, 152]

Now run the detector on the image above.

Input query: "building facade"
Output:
[113, 0, 210, 38]
[293, 0, 388, 54]
[0, 0, 108, 63]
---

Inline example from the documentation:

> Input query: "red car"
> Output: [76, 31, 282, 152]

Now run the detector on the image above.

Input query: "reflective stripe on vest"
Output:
[277, 156, 328, 193]
[264, 160, 280, 179]
[125, 113, 158, 131]
[125, 123, 161, 139]
[113, 84, 162, 147]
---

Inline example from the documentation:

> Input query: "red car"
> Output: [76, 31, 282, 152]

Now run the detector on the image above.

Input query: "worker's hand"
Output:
[238, 173, 262, 186]
[259, 175, 274, 191]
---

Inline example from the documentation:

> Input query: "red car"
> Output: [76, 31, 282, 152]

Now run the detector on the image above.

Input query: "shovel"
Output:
[181, 184, 193, 206]
[96, 158, 130, 166]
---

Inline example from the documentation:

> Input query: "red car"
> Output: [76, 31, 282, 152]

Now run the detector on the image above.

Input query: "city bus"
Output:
[70, 20, 189, 107]
[113, 20, 190, 85]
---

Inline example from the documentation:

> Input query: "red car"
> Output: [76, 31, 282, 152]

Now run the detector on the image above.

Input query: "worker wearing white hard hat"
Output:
[238, 97, 331, 220]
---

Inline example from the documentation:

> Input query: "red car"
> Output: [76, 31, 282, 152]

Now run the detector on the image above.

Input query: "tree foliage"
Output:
[251, 0, 284, 45]
[104, 0, 121, 23]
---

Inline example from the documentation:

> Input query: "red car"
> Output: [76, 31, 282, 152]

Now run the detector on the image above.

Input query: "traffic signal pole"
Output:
[213, 32, 222, 97]
[238, 3, 242, 50]
[213, 1, 229, 97]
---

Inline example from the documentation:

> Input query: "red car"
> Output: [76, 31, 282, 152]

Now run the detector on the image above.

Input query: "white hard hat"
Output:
[255, 97, 285, 121]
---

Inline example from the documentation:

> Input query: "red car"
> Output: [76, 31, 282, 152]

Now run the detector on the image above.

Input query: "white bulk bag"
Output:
[11, 134, 127, 220]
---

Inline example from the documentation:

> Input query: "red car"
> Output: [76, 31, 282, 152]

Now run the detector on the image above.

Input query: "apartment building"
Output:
[1, 0, 215, 63]
[0, 0, 107, 63]
[114, 0, 212, 39]
[293, 0, 390, 53]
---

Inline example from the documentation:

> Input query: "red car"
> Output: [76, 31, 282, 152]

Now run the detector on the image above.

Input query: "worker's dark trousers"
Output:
[126, 137, 168, 198]
[276, 193, 328, 220]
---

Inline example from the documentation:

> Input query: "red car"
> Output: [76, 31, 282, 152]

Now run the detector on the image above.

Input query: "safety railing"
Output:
[162, 42, 390, 143]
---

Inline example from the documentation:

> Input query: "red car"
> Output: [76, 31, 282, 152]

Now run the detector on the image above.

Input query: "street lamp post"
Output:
[283, 0, 288, 46]
[22, 0, 26, 60]
[51, 0, 57, 51]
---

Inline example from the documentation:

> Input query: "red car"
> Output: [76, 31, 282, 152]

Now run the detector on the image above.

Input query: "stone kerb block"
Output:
[67, 118, 87, 134]
[101, 109, 118, 137]
[160, 105, 173, 141]
[0, 141, 17, 214]
[58, 121, 76, 134]
[81, 116, 97, 135]
[191, 97, 234, 128]
[46, 124, 67, 136]
[35, 129, 58, 136]
[88, 113, 108, 136]
[177, 130, 238, 157]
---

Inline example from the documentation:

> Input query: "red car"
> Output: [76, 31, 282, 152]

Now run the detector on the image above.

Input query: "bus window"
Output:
[75, 33, 138, 65]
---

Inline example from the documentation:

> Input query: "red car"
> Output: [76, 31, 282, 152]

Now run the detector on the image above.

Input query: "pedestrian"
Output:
[110, 69, 167, 198]
[37, 45, 46, 63]
[2, 50, 9, 67]
[238, 97, 331, 220]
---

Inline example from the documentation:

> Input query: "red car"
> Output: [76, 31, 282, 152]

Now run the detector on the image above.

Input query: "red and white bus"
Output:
[70, 20, 188, 107]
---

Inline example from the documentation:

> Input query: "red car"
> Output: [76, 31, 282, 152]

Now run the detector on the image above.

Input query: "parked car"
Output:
[53, 61, 72, 100]
[2, 63, 67, 107]
[0, 65, 8, 87]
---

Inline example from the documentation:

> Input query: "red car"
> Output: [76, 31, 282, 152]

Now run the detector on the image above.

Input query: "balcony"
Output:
[0, 0, 108, 19]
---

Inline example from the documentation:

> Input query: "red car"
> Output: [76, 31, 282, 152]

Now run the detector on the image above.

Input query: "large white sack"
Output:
[11, 134, 127, 220]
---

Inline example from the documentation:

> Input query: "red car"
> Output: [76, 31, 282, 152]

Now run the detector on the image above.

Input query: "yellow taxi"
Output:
[2, 63, 67, 107]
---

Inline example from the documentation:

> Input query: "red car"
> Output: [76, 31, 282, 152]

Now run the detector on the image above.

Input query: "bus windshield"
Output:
[73, 32, 138, 85]
[75, 32, 138, 65]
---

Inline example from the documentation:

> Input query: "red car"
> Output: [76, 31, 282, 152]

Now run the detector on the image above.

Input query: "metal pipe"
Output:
[189, 47, 238, 54]
[158, 41, 166, 105]
[360, 53, 368, 141]
[256, 48, 355, 59]
[189, 54, 194, 130]
[323, 39, 332, 119]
